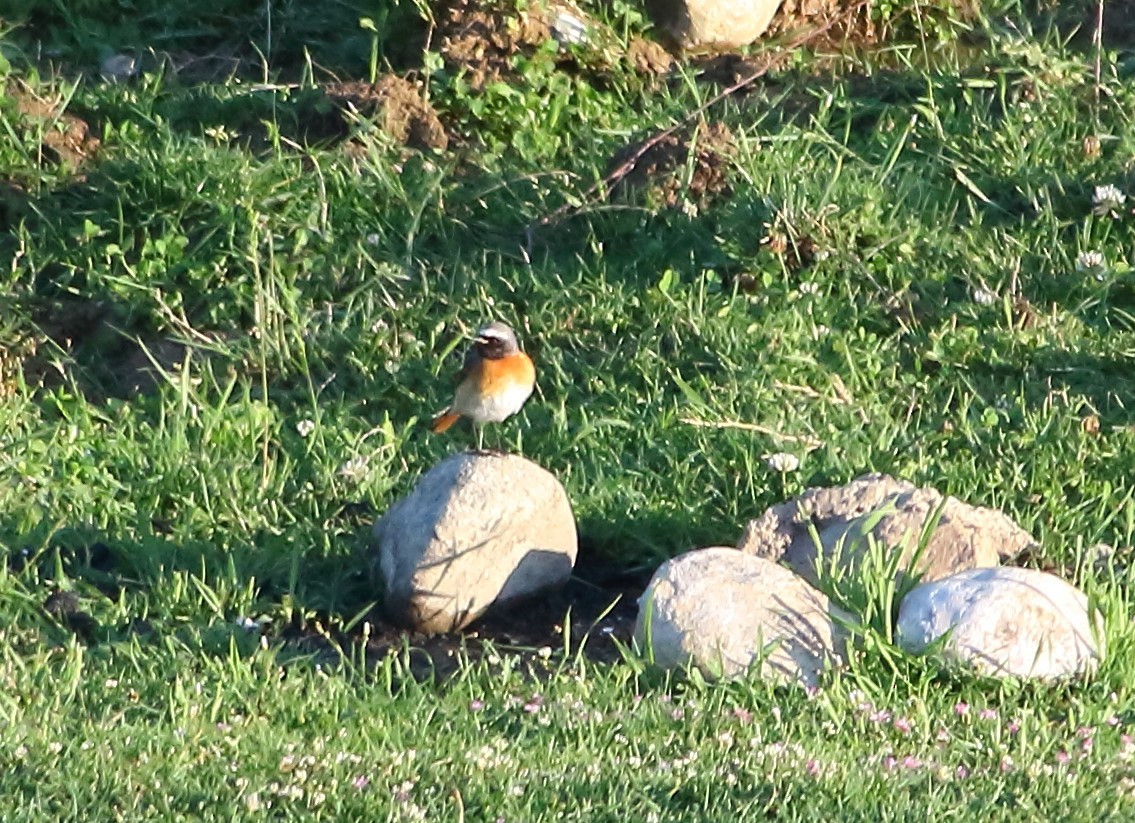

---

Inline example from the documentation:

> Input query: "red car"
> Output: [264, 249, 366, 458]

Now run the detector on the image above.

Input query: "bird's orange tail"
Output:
[431, 411, 461, 433]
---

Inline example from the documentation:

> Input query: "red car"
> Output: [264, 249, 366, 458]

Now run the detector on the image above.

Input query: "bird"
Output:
[430, 321, 536, 452]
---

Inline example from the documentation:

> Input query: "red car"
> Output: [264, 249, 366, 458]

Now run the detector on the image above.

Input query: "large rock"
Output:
[645, 0, 784, 50]
[896, 567, 1101, 680]
[738, 474, 1035, 586]
[634, 547, 851, 686]
[372, 453, 577, 633]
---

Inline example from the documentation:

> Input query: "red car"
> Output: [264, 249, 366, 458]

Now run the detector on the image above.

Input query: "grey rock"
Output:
[635, 547, 851, 686]
[896, 567, 1101, 680]
[738, 473, 1035, 586]
[100, 53, 138, 83]
[373, 453, 577, 633]
[646, 0, 784, 49]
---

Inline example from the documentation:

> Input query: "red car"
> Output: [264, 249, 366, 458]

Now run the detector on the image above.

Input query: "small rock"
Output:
[43, 590, 100, 642]
[896, 567, 1101, 680]
[645, 0, 784, 50]
[738, 473, 1035, 586]
[372, 453, 577, 633]
[634, 547, 851, 686]
[100, 53, 138, 83]
[550, 8, 589, 45]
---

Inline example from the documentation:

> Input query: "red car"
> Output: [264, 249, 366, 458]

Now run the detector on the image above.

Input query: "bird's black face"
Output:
[474, 333, 513, 360]
[473, 323, 519, 360]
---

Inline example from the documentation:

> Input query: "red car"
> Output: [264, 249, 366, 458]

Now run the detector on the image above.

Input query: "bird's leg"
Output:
[475, 424, 484, 453]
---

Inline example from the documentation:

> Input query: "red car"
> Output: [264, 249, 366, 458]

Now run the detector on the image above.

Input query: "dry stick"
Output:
[680, 416, 823, 450]
[524, 14, 852, 251]
[1093, 0, 1104, 106]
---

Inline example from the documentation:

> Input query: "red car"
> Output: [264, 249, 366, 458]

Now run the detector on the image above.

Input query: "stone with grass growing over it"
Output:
[634, 547, 851, 687]
[372, 452, 577, 633]
[738, 474, 1035, 587]
[896, 567, 1101, 680]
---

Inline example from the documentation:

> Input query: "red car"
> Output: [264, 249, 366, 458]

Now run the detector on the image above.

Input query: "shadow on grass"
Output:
[0, 506, 683, 682]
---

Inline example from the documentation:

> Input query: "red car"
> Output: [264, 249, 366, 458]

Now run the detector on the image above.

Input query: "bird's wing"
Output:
[455, 347, 479, 383]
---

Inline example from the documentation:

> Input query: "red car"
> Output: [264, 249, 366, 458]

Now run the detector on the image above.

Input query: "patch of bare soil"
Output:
[769, 0, 979, 45]
[351, 562, 643, 681]
[26, 297, 205, 400]
[608, 120, 736, 209]
[626, 36, 675, 76]
[764, 231, 820, 272]
[0, 326, 39, 400]
[438, 0, 554, 90]
[325, 75, 449, 152]
[766, 0, 877, 41]
[9, 82, 100, 173]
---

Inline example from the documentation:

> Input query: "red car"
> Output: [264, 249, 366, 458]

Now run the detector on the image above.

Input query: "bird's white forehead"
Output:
[477, 326, 509, 340]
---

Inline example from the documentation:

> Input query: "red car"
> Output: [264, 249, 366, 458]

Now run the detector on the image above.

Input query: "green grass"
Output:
[3, 0, 1135, 817]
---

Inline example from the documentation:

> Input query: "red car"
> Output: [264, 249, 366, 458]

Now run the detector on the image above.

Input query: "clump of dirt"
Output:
[626, 36, 675, 76]
[766, 0, 876, 40]
[325, 75, 449, 152]
[767, 0, 979, 44]
[25, 296, 206, 400]
[9, 83, 100, 173]
[0, 326, 39, 400]
[608, 120, 736, 209]
[252, 559, 644, 682]
[437, 0, 554, 90]
[764, 231, 819, 272]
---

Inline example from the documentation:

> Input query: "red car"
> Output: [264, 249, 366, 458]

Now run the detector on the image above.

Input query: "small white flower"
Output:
[971, 287, 997, 305]
[204, 125, 238, 143]
[811, 324, 830, 340]
[1076, 250, 1108, 279]
[1093, 184, 1127, 218]
[296, 419, 315, 437]
[338, 455, 369, 481]
[798, 281, 821, 296]
[764, 452, 800, 472]
[234, 616, 260, 633]
[365, 233, 381, 246]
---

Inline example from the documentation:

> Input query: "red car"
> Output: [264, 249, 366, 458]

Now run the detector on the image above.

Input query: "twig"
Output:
[680, 416, 823, 449]
[1093, 0, 1105, 108]
[523, 13, 854, 251]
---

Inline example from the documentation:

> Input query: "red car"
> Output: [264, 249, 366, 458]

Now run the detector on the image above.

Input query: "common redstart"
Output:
[431, 321, 536, 451]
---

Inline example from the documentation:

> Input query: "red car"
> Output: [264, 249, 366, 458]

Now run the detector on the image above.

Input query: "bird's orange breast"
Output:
[474, 352, 535, 392]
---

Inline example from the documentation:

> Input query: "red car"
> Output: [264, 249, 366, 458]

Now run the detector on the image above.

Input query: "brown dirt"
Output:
[361, 564, 643, 680]
[768, 0, 981, 45]
[608, 120, 736, 209]
[0, 328, 39, 400]
[626, 37, 675, 76]
[438, 0, 554, 91]
[10, 83, 100, 173]
[25, 297, 206, 400]
[764, 231, 819, 272]
[766, 0, 877, 41]
[325, 75, 449, 152]
[224, 556, 645, 682]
